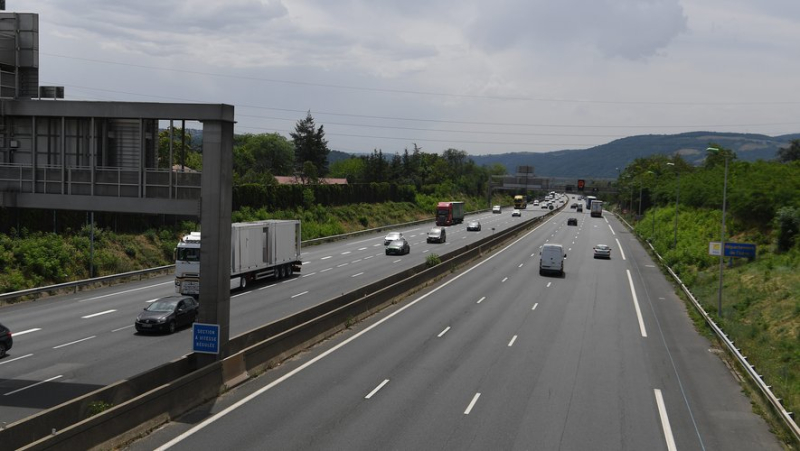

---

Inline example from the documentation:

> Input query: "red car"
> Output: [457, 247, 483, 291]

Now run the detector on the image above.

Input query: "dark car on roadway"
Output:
[567, 218, 578, 226]
[0, 322, 12, 358]
[466, 220, 481, 231]
[593, 244, 612, 259]
[385, 237, 410, 255]
[135, 296, 199, 334]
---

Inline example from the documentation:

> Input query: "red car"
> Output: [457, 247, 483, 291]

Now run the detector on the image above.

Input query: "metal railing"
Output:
[615, 213, 800, 444]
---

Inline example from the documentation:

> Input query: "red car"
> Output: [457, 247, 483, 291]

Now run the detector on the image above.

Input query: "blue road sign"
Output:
[724, 242, 756, 258]
[193, 323, 220, 355]
[709, 242, 756, 259]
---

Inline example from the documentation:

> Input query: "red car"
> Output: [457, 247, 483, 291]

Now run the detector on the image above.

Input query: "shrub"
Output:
[426, 253, 441, 267]
[775, 207, 800, 252]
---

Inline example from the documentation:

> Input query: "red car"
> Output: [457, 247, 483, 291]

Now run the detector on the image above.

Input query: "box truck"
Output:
[174, 220, 302, 296]
[436, 201, 465, 226]
[590, 200, 604, 218]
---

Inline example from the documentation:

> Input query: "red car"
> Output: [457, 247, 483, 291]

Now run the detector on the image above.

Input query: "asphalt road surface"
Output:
[128, 208, 781, 451]
[0, 200, 561, 425]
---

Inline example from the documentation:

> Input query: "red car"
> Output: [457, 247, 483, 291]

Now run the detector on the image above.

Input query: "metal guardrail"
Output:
[0, 265, 175, 304]
[0, 209, 495, 304]
[614, 212, 800, 444]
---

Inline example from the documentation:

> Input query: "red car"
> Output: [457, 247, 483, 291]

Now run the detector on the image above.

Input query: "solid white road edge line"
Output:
[155, 213, 556, 450]
[615, 238, 626, 261]
[464, 393, 481, 415]
[3, 375, 63, 396]
[438, 326, 451, 338]
[626, 270, 648, 338]
[53, 336, 96, 349]
[365, 379, 390, 399]
[654, 389, 678, 451]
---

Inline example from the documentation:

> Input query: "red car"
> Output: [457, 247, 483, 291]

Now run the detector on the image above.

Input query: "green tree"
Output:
[777, 139, 800, 163]
[158, 127, 201, 170]
[291, 112, 330, 176]
[235, 133, 294, 176]
[775, 206, 800, 252]
[329, 157, 366, 183]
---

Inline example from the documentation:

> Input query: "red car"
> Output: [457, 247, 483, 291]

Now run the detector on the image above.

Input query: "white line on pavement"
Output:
[365, 379, 390, 399]
[258, 283, 277, 290]
[627, 270, 648, 338]
[302, 272, 316, 278]
[341, 251, 351, 255]
[508, 335, 517, 347]
[79, 281, 173, 302]
[53, 336, 96, 349]
[358, 247, 367, 251]
[477, 296, 485, 304]
[3, 375, 63, 396]
[615, 238, 626, 260]
[0, 353, 33, 366]
[438, 326, 451, 338]
[337, 263, 349, 267]
[321, 268, 332, 272]
[81, 310, 117, 319]
[351, 272, 364, 278]
[654, 389, 677, 451]
[112, 325, 134, 332]
[393, 259, 402, 263]
[291, 291, 308, 299]
[518, 263, 524, 268]
[608, 224, 616, 235]
[502, 277, 508, 283]
[14, 328, 41, 336]
[321, 256, 332, 260]
[546, 282, 552, 288]
[464, 393, 481, 414]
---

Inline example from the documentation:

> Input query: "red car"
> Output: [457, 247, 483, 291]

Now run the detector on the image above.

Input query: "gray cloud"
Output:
[467, 0, 688, 60]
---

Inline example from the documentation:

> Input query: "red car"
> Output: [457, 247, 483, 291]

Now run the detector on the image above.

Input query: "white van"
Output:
[539, 243, 566, 276]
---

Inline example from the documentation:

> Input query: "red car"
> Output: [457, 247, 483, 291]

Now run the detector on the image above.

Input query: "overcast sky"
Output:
[19, 0, 800, 155]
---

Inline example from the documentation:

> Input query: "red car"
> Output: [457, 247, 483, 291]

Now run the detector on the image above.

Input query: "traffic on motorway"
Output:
[126, 196, 779, 451]
[0, 197, 565, 425]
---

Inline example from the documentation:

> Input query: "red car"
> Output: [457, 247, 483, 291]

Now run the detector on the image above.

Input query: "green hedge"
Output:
[233, 183, 416, 210]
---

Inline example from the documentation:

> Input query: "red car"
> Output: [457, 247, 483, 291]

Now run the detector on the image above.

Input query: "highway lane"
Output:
[0, 199, 565, 424]
[131, 207, 780, 450]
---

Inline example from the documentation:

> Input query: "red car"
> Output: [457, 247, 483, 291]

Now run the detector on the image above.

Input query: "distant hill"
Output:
[469, 132, 799, 178]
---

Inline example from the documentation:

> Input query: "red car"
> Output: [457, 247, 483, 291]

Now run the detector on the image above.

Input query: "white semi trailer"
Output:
[174, 220, 302, 296]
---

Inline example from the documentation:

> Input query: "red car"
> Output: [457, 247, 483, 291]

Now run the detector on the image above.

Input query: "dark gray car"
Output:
[135, 296, 199, 334]
[0, 322, 12, 358]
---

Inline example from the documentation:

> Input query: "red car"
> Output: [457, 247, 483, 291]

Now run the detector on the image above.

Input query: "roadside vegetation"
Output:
[615, 142, 800, 434]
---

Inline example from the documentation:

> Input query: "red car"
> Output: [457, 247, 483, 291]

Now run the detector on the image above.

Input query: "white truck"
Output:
[174, 220, 302, 296]
[590, 200, 604, 218]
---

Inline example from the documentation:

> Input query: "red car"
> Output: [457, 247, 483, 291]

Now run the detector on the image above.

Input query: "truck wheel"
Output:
[287, 264, 293, 276]
[240, 277, 247, 290]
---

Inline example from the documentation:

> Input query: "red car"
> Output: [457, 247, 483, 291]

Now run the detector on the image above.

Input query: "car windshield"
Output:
[386, 233, 400, 239]
[596, 245, 609, 250]
[146, 300, 178, 312]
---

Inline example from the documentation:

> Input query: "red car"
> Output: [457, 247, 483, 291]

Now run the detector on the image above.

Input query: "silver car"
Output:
[384, 231, 403, 245]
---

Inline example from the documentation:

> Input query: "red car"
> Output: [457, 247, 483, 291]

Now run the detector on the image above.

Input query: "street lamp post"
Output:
[719, 158, 729, 317]
[667, 162, 680, 249]
[711, 148, 730, 318]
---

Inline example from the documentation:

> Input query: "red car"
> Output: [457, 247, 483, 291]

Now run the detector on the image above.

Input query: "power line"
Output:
[42, 52, 800, 106]
[52, 83, 800, 131]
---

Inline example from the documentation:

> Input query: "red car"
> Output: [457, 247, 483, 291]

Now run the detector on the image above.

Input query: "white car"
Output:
[384, 231, 403, 245]
[492, 205, 502, 214]
[512, 209, 521, 217]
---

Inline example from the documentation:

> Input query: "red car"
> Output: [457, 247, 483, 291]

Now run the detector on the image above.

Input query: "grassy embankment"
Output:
[629, 205, 799, 441]
[0, 194, 497, 296]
